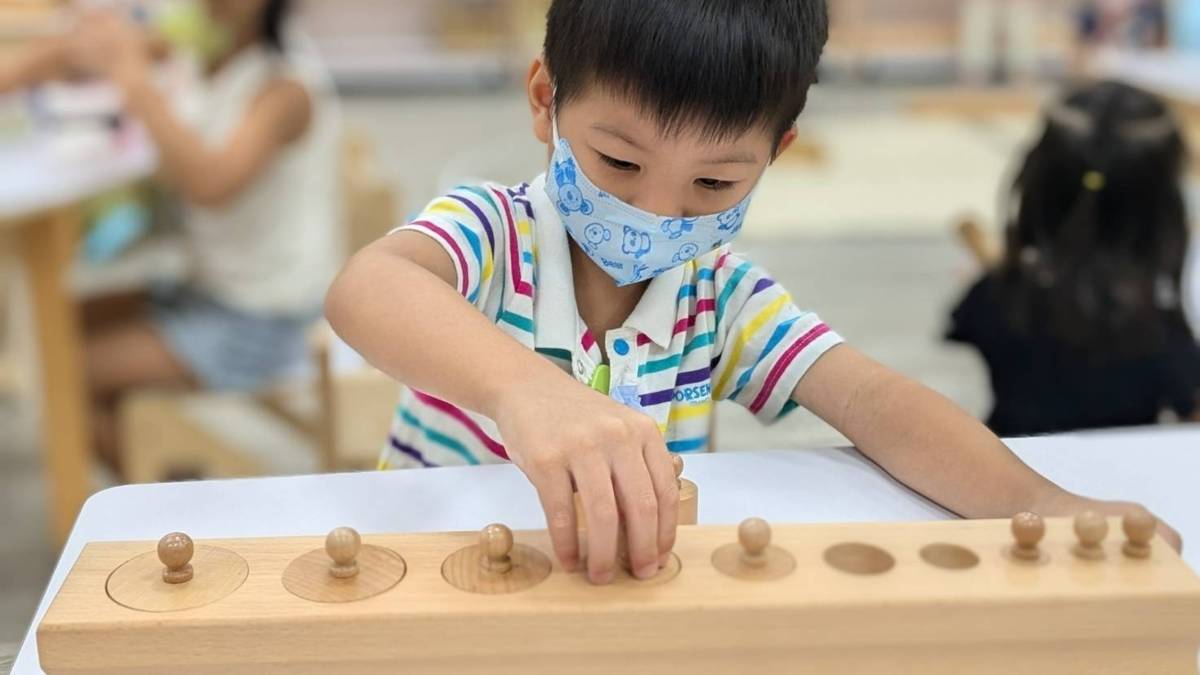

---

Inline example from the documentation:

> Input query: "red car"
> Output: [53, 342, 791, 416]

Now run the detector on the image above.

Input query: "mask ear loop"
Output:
[549, 84, 562, 146]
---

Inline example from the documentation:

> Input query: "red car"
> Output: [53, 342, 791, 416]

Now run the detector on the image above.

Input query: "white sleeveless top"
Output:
[172, 34, 341, 317]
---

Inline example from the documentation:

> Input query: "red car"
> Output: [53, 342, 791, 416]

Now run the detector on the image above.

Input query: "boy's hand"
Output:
[492, 377, 679, 585]
[1037, 492, 1183, 553]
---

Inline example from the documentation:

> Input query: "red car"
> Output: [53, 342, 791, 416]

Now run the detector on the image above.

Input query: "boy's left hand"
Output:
[1037, 493, 1182, 553]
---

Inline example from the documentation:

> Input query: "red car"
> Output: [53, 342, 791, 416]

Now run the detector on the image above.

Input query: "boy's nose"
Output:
[628, 193, 685, 218]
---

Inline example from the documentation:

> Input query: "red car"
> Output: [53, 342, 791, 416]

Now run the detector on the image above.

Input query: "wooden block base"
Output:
[282, 545, 406, 604]
[711, 543, 795, 581]
[106, 546, 247, 612]
[440, 542, 551, 595]
[37, 519, 1200, 675]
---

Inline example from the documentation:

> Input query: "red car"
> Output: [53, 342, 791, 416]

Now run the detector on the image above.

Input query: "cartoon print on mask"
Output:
[553, 157, 594, 216]
[672, 242, 701, 264]
[544, 123, 756, 287]
[717, 203, 746, 232]
[582, 223, 612, 255]
[622, 225, 653, 259]
[661, 218, 697, 240]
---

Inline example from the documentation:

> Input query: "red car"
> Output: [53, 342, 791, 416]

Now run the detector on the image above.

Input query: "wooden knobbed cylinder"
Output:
[325, 527, 362, 579]
[573, 454, 699, 549]
[711, 517, 795, 581]
[738, 518, 771, 568]
[157, 532, 194, 584]
[480, 523, 514, 574]
[1073, 511, 1108, 561]
[673, 454, 698, 526]
[1009, 511, 1045, 562]
[1122, 510, 1157, 559]
[441, 523, 551, 594]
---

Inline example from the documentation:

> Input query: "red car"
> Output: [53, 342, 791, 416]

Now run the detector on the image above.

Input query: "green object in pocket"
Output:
[589, 364, 611, 395]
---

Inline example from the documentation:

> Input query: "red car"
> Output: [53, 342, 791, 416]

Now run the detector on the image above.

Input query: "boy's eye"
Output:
[697, 178, 734, 191]
[598, 153, 639, 172]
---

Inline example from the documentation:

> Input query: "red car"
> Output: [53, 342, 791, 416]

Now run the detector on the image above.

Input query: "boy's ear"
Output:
[527, 58, 554, 145]
[772, 126, 799, 162]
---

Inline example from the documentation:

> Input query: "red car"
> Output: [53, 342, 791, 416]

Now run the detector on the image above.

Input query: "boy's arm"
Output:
[792, 345, 1183, 550]
[326, 233, 679, 584]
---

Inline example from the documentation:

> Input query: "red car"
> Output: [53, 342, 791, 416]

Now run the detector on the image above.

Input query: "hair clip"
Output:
[1082, 170, 1105, 192]
[1045, 102, 1093, 137]
[1120, 115, 1178, 143]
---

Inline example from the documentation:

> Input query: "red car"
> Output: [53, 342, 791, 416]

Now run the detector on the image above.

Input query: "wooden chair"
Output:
[955, 216, 1002, 270]
[118, 327, 400, 482]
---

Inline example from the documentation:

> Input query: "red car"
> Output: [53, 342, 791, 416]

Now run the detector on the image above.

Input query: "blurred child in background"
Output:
[1, 0, 341, 472]
[949, 81, 1198, 437]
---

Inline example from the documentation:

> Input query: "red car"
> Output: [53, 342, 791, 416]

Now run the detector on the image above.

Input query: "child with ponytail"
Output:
[949, 80, 1199, 436]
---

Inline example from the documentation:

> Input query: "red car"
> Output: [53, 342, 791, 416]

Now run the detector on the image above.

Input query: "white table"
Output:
[0, 124, 156, 544]
[13, 426, 1200, 674]
[1093, 49, 1200, 106]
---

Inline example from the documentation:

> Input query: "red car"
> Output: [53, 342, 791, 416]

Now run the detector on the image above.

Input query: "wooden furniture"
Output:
[12, 430, 1200, 672]
[118, 327, 399, 481]
[0, 127, 155, 544]
[955, 217, 1001, 269]
[829, 0, 961, 63]
[826, 0, 1073, 80]
[35, 516, 1200, 674]
[297, 0, 525, 91]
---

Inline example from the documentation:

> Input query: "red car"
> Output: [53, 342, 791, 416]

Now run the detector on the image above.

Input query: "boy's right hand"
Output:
[491, 376, 679, 585]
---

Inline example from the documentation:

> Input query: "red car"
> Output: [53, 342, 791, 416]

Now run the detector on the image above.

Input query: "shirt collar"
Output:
[529, 172, 688, 352]
[624, 263, 687, 349]
[530, 173, 578, 353]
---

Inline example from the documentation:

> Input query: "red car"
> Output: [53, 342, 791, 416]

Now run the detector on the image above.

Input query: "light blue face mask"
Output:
[543, 120, 753, 286]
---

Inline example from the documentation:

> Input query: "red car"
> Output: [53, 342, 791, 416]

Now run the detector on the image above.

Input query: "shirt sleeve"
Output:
[709, 253, 844, 423]
[391, 185, 509, 311]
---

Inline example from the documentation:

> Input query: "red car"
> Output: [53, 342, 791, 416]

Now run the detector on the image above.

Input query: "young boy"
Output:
[326, 0, 1180, 585]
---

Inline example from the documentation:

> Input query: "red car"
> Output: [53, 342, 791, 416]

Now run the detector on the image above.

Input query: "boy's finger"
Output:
[612, 451, 660, 580]
[643, 441, 680, 564]
[534, 468, 579, 572]
[574, 459, 619, 585]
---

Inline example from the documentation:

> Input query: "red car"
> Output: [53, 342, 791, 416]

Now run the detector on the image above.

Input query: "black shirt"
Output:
[947, 275, 1200, 437]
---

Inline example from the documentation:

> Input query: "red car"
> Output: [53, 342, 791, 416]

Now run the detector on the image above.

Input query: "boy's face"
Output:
[528, 60, 795, 219]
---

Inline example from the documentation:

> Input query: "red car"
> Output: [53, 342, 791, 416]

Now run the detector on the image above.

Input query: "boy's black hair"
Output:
[999, 80, 1192, 360]
[261, 0, 292, 51]
[544, 0, 829, 147]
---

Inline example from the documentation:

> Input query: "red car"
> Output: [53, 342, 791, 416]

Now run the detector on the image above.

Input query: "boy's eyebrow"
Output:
[699, 151, 760, 165]
[591, 123, 760, 164]
[590, 123, 646, 151]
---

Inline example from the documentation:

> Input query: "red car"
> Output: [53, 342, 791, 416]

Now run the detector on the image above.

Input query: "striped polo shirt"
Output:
[379, 174, 843, 469]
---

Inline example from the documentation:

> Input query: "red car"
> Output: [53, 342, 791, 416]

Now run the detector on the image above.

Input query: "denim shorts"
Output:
[149, 285, 316, 392]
